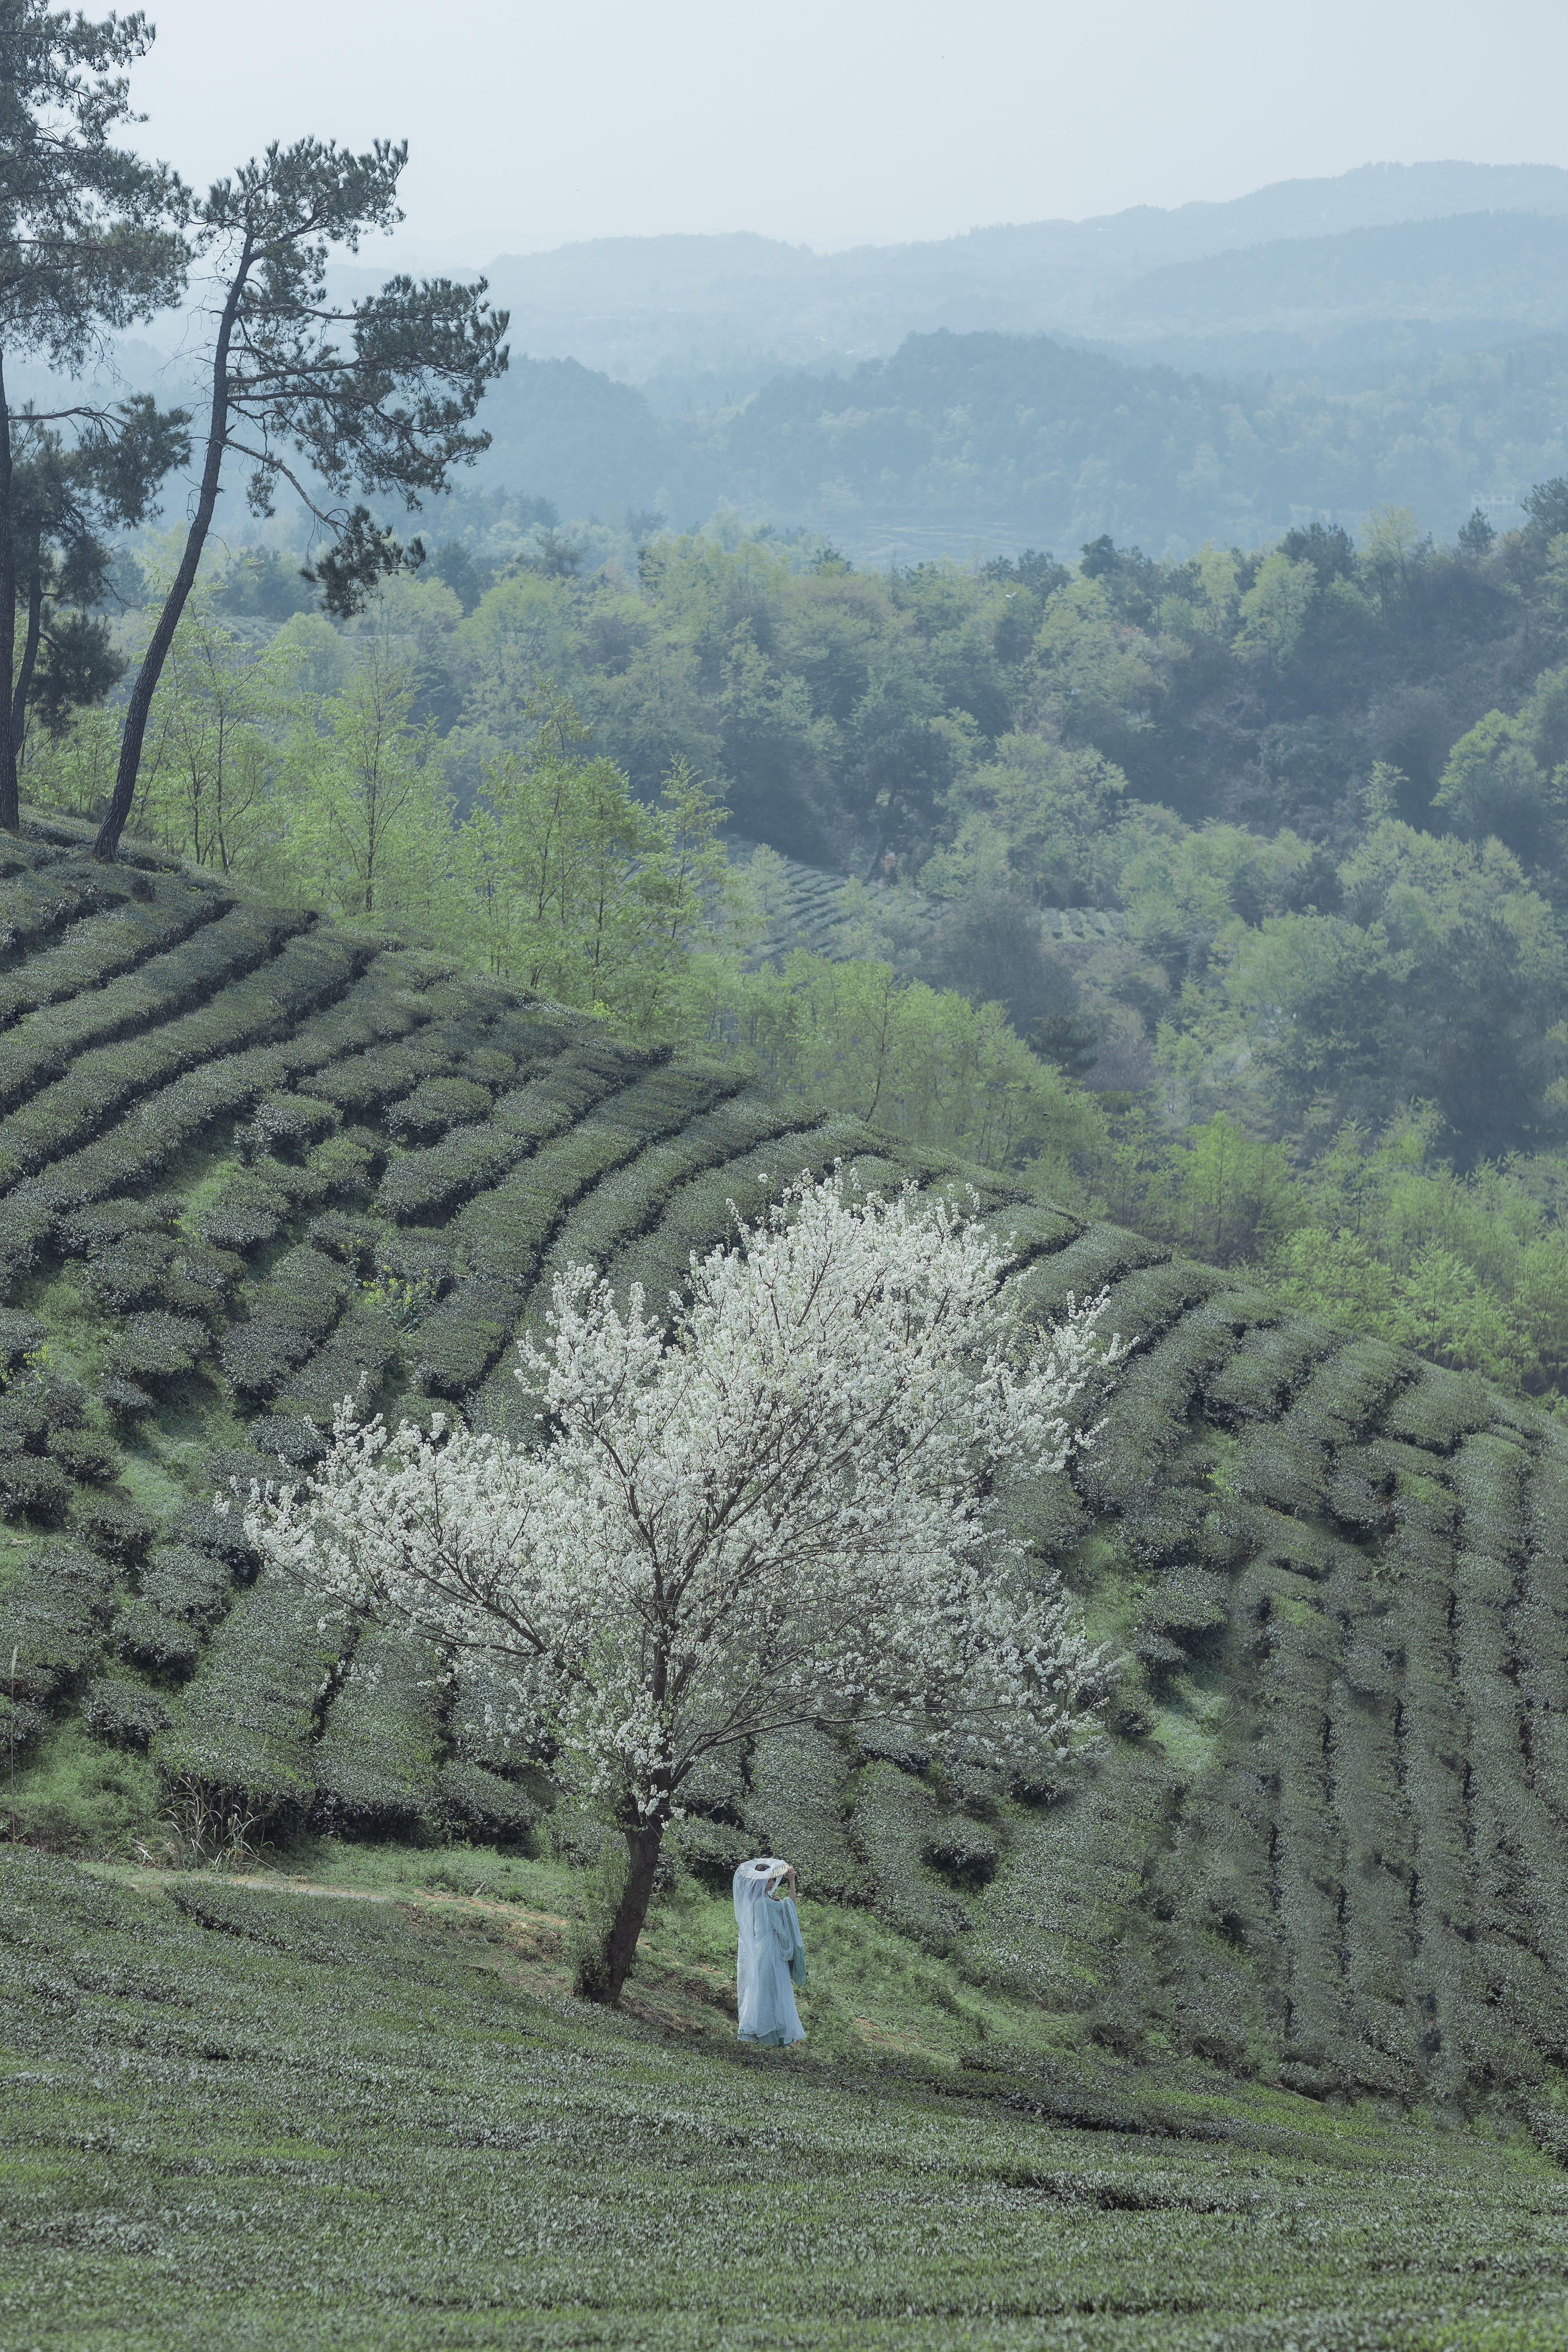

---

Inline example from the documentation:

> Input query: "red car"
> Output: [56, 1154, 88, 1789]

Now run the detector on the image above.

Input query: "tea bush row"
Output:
[0, 843, 136, 958]
[0, 943, 451, 1288]
[0, 871, 224, 1031]
[411, 1060, 745, 1399]
[0, 900, 313, 1129]
[375, 1036, 634, 1223]
[152, 1568, 352, 1825]
[312, 1623, 445, 1833]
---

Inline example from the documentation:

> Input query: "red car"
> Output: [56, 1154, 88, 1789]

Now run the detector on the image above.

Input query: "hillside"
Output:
[5, 823, 1568, 2133]
[9, 1847, 1568, 2349]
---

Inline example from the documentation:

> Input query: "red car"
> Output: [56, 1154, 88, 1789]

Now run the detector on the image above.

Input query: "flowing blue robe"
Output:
[733, 1858, 807, 2046]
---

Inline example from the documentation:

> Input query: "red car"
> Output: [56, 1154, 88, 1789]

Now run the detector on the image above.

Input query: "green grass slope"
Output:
[5, 822, 1568, 2138]
[6, 1845, 1568, 2351]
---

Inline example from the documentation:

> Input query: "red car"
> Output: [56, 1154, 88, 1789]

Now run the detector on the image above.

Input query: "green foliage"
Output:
[312, 1624, 444, 1834]
[0, 1542, 116, 1701]
[152, 1568, 350, 1828]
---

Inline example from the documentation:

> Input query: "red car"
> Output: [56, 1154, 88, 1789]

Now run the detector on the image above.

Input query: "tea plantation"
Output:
[7, 816, 1568, 2344]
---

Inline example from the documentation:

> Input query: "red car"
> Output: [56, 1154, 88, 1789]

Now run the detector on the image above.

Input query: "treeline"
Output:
[20, 591, 1085, 1178]
[461, 325, 1568, 552]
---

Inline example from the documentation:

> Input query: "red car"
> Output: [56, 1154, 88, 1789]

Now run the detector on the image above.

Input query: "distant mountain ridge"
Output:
[1109, 211, 1568, 339]
[452, 163, 1568, 386]
[29, 160, 1568, 568]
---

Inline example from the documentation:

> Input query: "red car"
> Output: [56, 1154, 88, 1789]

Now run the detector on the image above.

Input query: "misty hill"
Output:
[55, 160, 1568, 563]
[463, 163, 1568, 386]
[1109, 210, 1568, 341]
[468, 321, 1568, 559]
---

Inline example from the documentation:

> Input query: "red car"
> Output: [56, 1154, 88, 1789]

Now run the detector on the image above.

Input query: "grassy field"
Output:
[6, 814, 1568, 2340]
[7, 1843, 1568, 2352]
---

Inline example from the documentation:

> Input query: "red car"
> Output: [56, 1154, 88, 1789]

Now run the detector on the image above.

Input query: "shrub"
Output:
[307, 1209, 387, 1273]
[0, 878, 220, 1029]
[103, 1312, 211, 1388]
[0, 1367, 88, 1448]
[220, 1248, 353, 1398]
[922, 1816, 1001, 1888]
[0, 1543, 116, 1703]
[278, 1306, 401, 1423]
[296, 1030, 463, 1118]
[162, 1242, 243, 1320]
[375, 1046, 636, 1225]
[168, 1494, 261, 1574]
[82, 1676, 170, 1749]
[670, 1811, 752, 1888]
[152, 1569, 351, 1823]
[0, 902, 311, 1128]
[305, 1128, 382, 1199]
[0, 1309, 44, 1371]
[114, 1605, 198, 1675]
[850, 1761, 976, 1952]
[447, 1655, 537, 1775]
[239, 1091, 340, 1160]
[5, 926, 369, 1204]
[0, 1692, 49, 1759]
[434, 1759, 545, 1845]
[244, 1415, 329, 1469]
[1382, 1362, 1499, 1453]
[312, 1625, 445, 1833]
[134, 1543, 235, 1629]
[0, 1448, 73, 1522]
[77, 1231, 178, 1312]
[195, 1168, 293, 1254]
[100, 1377, 154, 1422]
[56, 1193, 181, 1257]
[1206, 1315, 1337, 1424]
[71, 1491, 155, 1563]
[384, 1073, 495, 1144]
[744, 1723, 859, 1902]
[0, 858, 125, 959]
[607, 1112, 863, 1322]
[45, 1428, 120, 1483]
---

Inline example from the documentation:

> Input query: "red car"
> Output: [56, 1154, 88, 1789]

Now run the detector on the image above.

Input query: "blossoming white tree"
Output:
[243, 1169, 1123, 2001]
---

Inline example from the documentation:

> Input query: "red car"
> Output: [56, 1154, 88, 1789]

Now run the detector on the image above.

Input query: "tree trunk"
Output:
[0, 351, 17, 834]
[11, 559, 42, 755]
[601, 1819, 665, 2005]
[93, 248, 249, 863]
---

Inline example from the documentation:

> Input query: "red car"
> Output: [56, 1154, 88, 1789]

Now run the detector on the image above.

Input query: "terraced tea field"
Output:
[6, 815, 1568, 2161]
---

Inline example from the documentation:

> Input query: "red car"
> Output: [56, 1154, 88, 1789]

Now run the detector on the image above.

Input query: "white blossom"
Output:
[242, 1168, 1124, 1836]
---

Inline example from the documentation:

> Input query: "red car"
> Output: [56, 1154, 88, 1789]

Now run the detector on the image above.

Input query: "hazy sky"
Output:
[130, 0, 1568, 260]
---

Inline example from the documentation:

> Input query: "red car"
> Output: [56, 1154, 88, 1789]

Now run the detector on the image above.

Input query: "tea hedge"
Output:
[10, 844, 1568, 2120]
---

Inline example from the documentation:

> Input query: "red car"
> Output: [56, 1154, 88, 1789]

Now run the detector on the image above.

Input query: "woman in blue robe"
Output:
[733, 1856, 807, 2046]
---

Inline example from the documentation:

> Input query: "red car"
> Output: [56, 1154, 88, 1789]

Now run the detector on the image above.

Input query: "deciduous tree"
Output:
[242, 1170, 1121, 2002]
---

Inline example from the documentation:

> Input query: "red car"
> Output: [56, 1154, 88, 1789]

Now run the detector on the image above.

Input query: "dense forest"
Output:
[21, 471, 1568, 1401]
[391, 319, 1568, 557]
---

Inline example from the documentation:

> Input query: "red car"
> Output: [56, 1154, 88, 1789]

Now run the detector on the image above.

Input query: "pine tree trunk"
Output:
[12, 559, 42, 753]
[0, 353, 17, 834]
[94, 248, 249, 863]
[600, 1820, 664, 2005]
